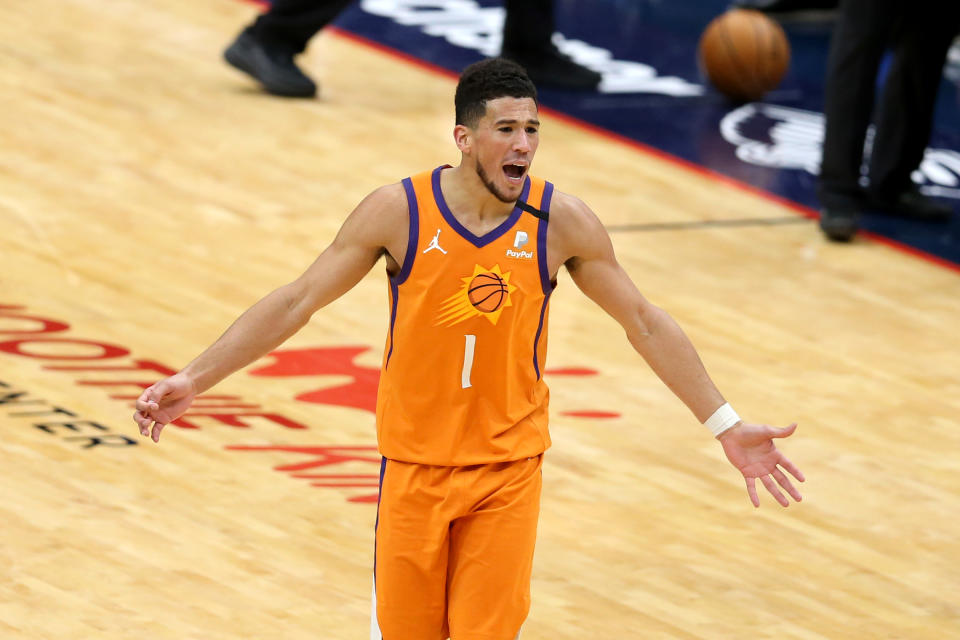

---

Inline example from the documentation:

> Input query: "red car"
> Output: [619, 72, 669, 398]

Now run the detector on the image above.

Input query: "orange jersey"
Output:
[375, 165, 556, 465]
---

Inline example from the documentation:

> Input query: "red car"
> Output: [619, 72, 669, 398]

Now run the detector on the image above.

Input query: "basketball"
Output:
[468, 272, 508, 313]
[697, 9, 790, 101]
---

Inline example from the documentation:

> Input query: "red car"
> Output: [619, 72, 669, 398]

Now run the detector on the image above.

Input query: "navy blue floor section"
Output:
[317, 0, 960, 266]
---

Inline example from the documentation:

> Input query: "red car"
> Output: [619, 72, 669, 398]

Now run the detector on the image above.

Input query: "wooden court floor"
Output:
[2, 1, 959, 638]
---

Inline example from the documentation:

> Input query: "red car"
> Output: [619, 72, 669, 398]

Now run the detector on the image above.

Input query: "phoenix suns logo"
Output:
[437, 264, 517, 326]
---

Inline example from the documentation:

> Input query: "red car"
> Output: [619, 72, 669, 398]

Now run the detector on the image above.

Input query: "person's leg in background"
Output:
[865, 3, 960, 219]
[500, 0, 601, 91]
[817, 0, 897, 241]
[731, 0, 839, 16]
[225, 0, 355, 97]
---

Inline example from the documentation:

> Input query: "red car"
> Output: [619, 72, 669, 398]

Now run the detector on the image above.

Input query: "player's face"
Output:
[469, 97, 539, 203]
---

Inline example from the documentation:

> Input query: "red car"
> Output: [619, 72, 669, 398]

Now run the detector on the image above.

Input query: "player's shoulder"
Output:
[547, 188, 603, 235]
[350, 182, 409, 226]
[338, 182, 410, 248]
[548, 189, 591, 215]
[543, 187, 612, 262]
[360, 181, 408, 212]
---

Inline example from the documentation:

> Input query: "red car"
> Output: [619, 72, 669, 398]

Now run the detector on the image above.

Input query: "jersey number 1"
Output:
[461, 334, 476, 388]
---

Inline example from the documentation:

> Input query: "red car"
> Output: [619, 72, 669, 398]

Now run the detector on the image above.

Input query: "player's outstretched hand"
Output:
[133, 373, 197, 443]
[718, 422, 804, 508]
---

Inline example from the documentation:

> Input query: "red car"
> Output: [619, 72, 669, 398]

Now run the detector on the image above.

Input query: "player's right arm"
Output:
[133, 183, 409, 442]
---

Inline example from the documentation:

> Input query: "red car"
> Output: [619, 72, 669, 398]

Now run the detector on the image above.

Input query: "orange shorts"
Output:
[372, 455, 543, 640]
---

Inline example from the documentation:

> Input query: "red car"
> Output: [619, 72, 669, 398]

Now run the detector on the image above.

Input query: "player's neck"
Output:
[442, 165, 515, 228]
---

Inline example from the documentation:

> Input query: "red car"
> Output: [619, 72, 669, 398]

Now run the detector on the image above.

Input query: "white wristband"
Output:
[704, 403, 740, 437]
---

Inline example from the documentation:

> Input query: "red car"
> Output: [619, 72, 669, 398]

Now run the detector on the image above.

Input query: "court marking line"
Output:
[605, 216, 810, 233]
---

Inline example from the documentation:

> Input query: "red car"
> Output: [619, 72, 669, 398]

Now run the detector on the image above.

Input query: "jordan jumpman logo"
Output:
[423, 228, 448, 255]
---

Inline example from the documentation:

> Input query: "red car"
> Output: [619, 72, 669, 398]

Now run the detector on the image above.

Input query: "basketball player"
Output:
[134, 58, 804, 640]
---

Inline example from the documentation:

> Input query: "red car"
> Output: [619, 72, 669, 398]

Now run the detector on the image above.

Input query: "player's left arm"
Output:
[552, 192, 804, 507]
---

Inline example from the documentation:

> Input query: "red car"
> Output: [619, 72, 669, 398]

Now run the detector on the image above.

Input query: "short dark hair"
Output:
[455, 57, 538, 127]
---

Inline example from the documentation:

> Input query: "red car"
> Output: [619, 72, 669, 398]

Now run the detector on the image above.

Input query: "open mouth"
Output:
[502, 163, 527, 182]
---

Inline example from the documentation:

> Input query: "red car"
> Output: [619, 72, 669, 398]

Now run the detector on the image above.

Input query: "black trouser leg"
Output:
[502, 0, 554, 53]
[249, 0, 356, 53]
[817, 0, 898, 208]
[867, 5, 960, 199]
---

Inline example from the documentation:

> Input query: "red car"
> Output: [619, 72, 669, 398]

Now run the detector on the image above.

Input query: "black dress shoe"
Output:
[224, 30, 317, 98]
[868, 188, 954, 221]
[819, 207, 859, 242]
[502, 45, 601, 91]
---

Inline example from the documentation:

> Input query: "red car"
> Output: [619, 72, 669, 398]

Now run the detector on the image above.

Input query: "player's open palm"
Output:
[133, 373, 197, 443]
[718, 422, 804, 508]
